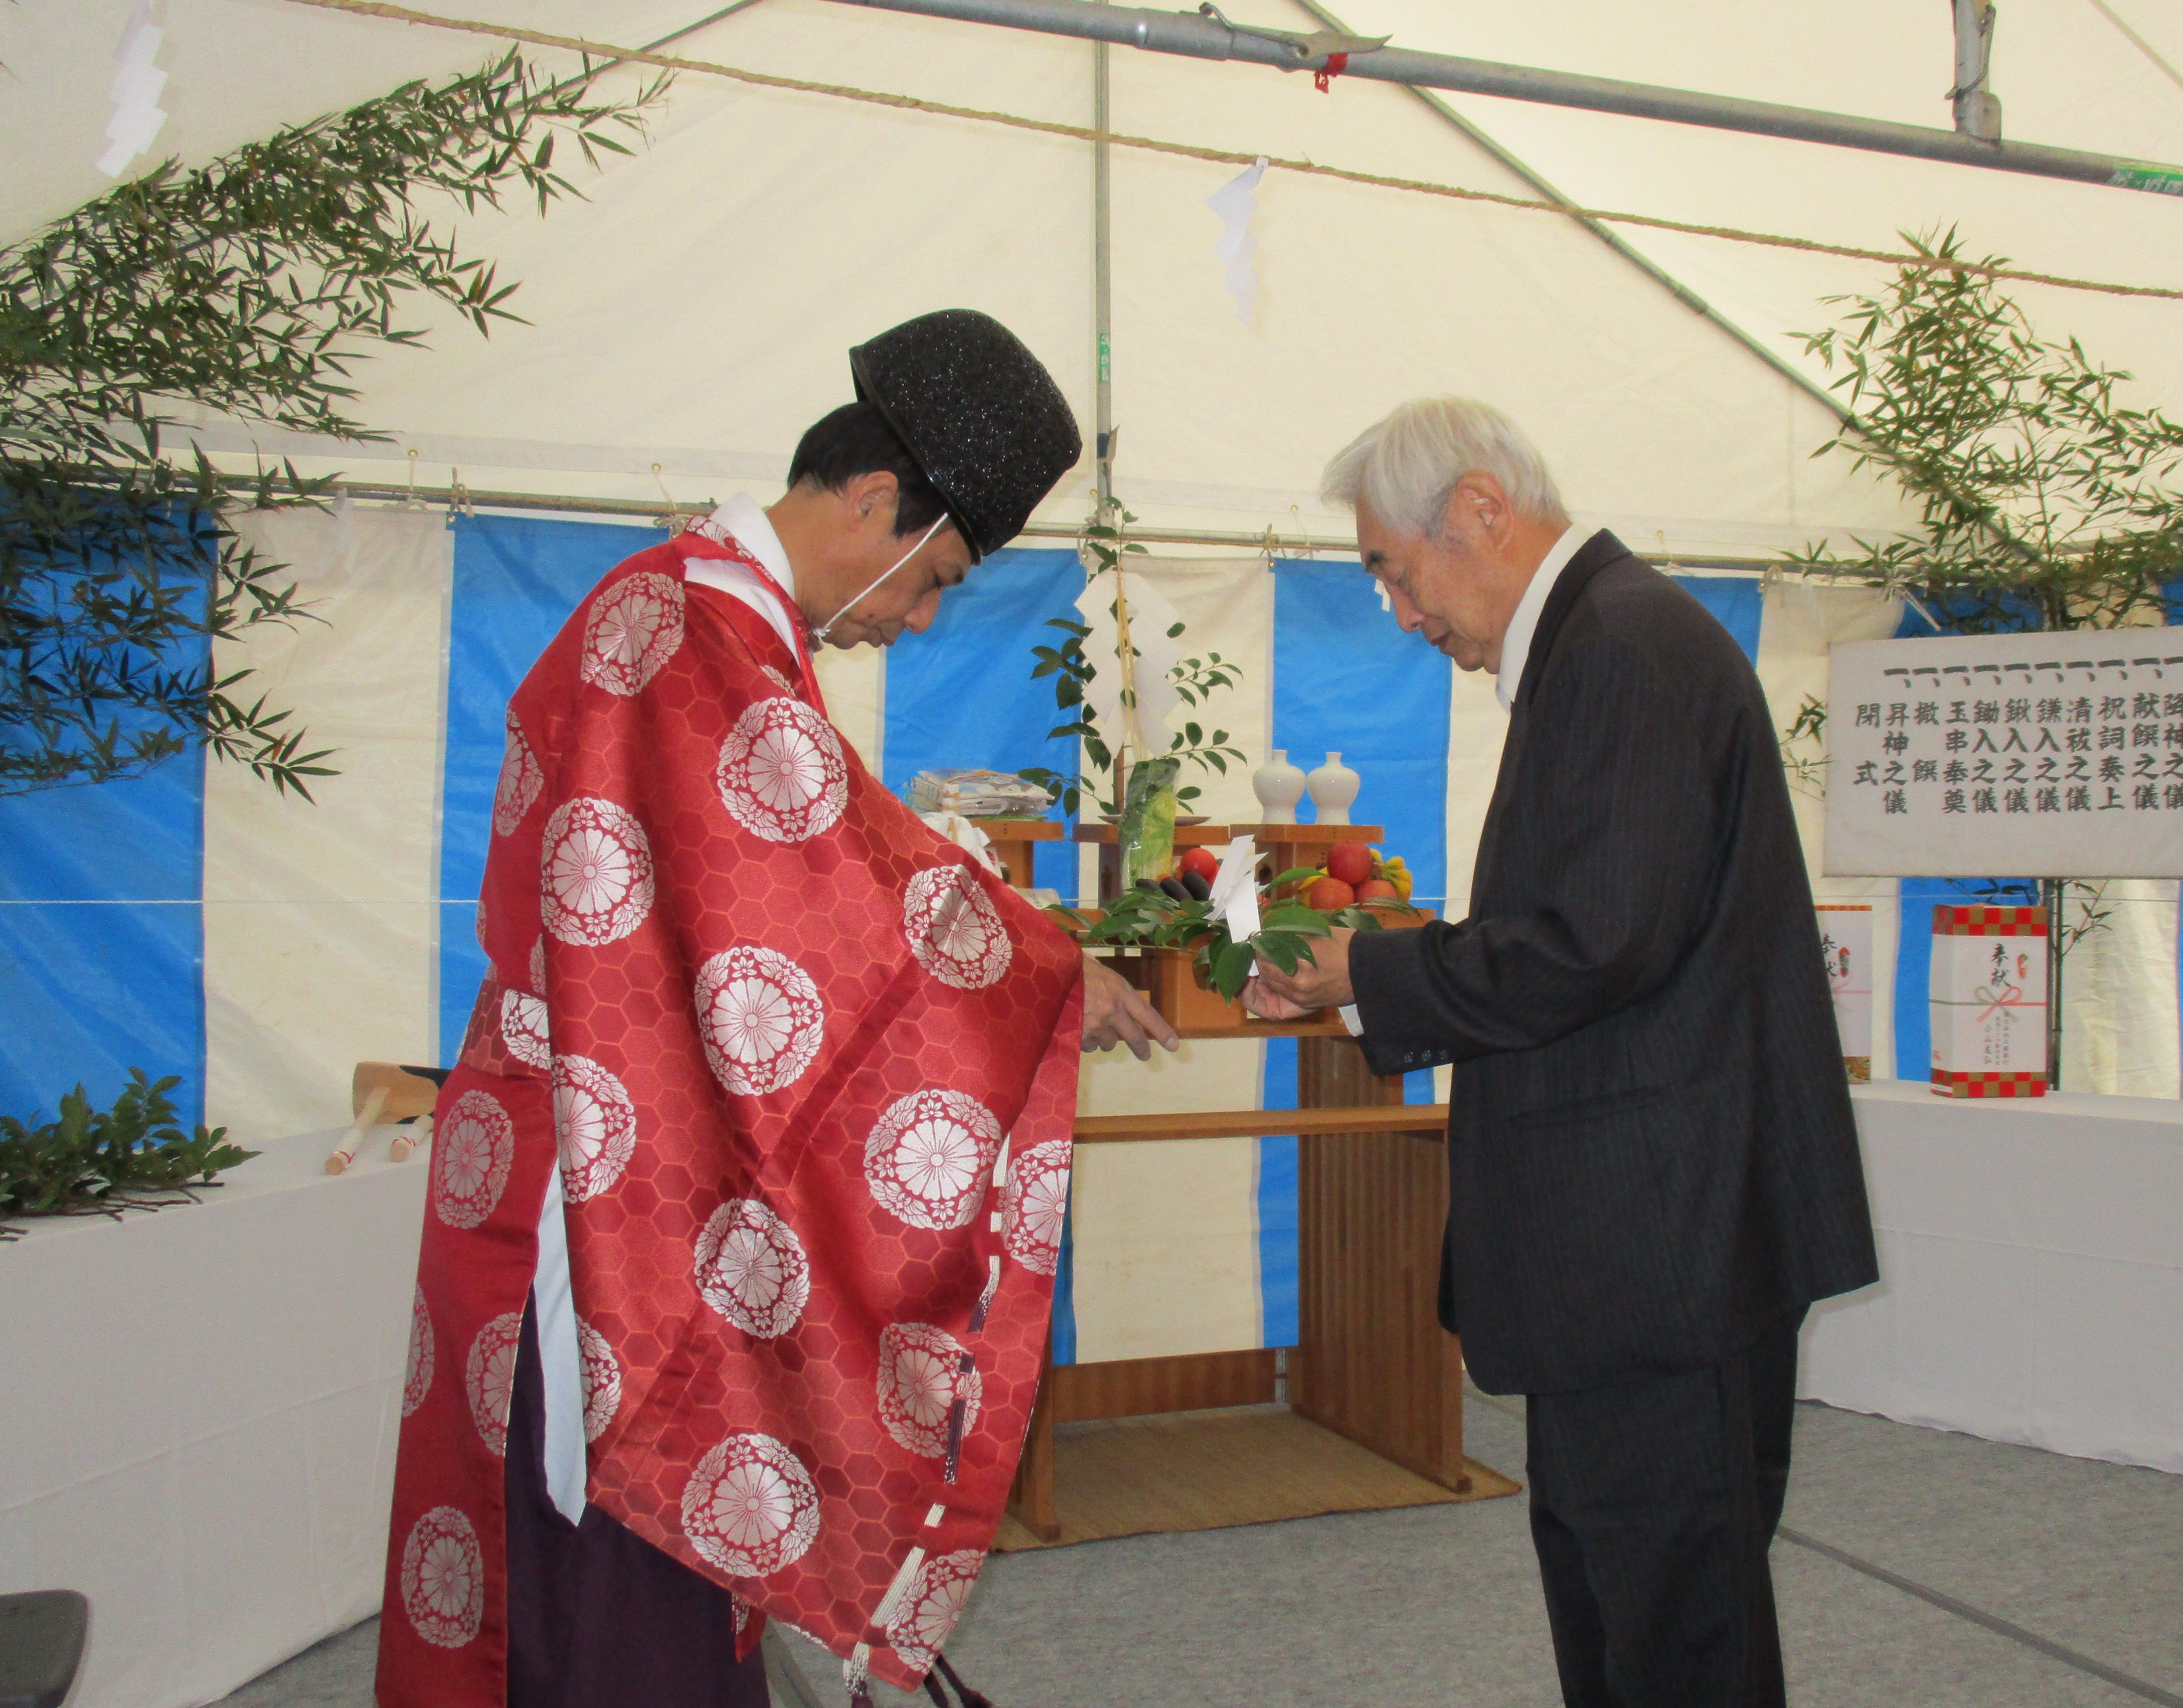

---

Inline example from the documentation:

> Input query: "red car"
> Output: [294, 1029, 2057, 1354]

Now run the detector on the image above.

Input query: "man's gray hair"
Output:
[1321, 397, 1569, 535]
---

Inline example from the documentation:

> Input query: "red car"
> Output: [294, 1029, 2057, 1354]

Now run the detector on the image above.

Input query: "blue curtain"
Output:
[882, 546, 1085, 894]
[0, 753, 207, 1124]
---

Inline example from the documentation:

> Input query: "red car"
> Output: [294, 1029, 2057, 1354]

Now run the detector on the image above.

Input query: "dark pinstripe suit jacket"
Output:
[1348, 529, 1878, 1396]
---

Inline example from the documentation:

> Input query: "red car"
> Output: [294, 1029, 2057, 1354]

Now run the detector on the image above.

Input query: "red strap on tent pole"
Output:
[1314, 50, 1349, 92]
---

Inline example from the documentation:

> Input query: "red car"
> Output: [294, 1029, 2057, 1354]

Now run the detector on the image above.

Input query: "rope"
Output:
[278, 0, 2181, 303]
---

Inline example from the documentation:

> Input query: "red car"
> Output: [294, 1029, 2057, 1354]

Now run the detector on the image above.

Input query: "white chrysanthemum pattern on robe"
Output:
[499, 988, 551, 1070]
[695, 946, 824, 1095]
[553, 1054, 637, 1202]
[1001, 1136, 1072, 1276]
[581, 571, 685, 695]
[401, 1506, 484, 1648]
[885, 1550, 984, 1672]
[434, 1090, 513, 1230]
[681, 1433, 821, 1577]
[493, 713, 543, 835]
[864, 1089, 1003, 1230]
[576, 1317, 621, 1443]
[875, 1323, 982, 1459]
[716, 697, 848, 844]
[465, 1310, 523, 1457]
[403, 1285, 435, 1417]
[903, 866, 1012, 991]
[695, 1199, 811, 1339]
[541, 798, 655, 947]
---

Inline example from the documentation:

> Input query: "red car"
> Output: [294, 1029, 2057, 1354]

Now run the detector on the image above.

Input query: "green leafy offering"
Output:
[1080, 868, 1396, 1000]
[1016, 509, 1246, 818]
[0, 1069, 257, 1237]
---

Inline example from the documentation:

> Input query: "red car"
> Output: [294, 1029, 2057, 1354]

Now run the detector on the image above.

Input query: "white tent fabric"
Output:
[6, 0, 2176, 552]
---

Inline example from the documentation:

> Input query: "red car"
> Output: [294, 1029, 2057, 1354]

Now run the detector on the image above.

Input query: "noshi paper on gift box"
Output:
[1817, 903, 1873, 1082]
[1928, 904, 2048, 1098]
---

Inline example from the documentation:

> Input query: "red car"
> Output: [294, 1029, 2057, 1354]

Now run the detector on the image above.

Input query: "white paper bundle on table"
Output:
[1928, 904, 2049, 1098]
[1816, 904, 1873, 1081]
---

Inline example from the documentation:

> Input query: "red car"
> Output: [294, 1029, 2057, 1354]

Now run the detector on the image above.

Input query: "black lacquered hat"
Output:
[849, 310, 1082, 563]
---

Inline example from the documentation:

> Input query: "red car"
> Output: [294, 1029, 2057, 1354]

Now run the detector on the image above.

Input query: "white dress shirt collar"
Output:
[1494, 524, 1584, 711]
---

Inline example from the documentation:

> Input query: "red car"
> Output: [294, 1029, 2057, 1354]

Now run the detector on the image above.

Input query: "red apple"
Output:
[1305, 876, 1356, 911]
[1179, 846, 1222, 884]
[1326, 843, 1375, 887]
[1355, 878, 1401, 904]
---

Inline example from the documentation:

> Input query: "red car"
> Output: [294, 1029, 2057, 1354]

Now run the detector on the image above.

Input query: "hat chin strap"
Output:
[812, 513, 951, 646]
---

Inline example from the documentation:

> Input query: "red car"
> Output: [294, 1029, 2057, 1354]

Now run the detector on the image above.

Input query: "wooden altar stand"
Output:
[1006, 1035, 1472, 1543]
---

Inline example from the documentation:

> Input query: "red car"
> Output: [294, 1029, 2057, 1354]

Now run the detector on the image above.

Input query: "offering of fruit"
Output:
[1297, 846, 1415, 907]
[1325, 842, 1374, 887]
[1179, 846, 1222, 884]
[1305, 875, 1356, 911]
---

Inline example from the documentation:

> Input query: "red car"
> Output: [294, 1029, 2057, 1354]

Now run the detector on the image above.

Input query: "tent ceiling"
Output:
[3, 0, 2175, 553]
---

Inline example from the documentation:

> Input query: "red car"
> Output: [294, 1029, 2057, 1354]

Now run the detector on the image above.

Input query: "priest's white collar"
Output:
[705, 492, 797, 600]
[684, 493, 803, 658]
[1495, 524, 1583, 712]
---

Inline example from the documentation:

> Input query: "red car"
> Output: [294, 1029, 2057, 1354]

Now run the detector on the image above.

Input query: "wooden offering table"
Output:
[1008, 1030, 1469, 1542]
[974, 817, 1064, 889]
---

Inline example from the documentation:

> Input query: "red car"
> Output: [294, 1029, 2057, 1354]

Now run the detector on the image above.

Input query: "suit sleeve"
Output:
[1348, 637, 1720, 1074]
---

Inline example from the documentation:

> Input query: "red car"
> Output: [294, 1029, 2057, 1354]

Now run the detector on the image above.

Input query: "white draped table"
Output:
[0, 1128, 427, 1708]
[1801, 1082, 2183, 1473]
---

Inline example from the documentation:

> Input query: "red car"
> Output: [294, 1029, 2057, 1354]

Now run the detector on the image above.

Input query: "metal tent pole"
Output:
[824, 0, 2183, 194]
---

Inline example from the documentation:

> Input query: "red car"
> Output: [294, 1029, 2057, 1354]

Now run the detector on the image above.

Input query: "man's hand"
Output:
[1082, 954, 1182, 1060]
[1243, 927, 1356, 1017]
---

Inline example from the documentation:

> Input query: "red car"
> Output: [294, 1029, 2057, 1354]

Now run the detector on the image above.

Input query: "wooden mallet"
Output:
[327, 1062, 446, 1174]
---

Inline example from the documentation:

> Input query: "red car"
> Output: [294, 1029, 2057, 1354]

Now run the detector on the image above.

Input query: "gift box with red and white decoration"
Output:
[1929, 904, 2049, 1098]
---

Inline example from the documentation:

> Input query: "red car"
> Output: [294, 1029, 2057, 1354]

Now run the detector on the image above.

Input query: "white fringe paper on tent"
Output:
[98, 0, 169, 177]
[1206, 156, 1269, 325]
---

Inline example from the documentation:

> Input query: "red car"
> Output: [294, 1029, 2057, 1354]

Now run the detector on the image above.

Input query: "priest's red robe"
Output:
[376, 521, 1083, 1704]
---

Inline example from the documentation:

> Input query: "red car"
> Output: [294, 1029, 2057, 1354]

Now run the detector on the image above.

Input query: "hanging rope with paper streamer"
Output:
[98, 1, 170, 178]
[1206, 156, 1268, 325]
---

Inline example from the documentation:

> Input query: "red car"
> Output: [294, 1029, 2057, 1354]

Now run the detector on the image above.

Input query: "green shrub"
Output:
[0, 1069, 256, 1236]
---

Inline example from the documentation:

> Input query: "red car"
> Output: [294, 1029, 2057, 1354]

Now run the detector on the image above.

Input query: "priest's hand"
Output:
[1081, 954, 1181, 1060]
[1243, 927, 1356, 1016]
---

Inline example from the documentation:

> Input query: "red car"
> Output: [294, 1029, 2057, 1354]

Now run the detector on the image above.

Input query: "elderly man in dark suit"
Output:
[1246, 398, 1878, 1708]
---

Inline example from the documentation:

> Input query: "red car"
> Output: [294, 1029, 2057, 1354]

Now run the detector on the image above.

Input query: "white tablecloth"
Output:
[0, 1128, 428, 1708]
[1802, 1082, 2183, 1473]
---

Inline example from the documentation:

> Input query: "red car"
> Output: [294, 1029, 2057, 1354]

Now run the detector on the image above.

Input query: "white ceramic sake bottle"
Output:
[1251, 749, 1308, 824]
[1306, 752, 1361, 826]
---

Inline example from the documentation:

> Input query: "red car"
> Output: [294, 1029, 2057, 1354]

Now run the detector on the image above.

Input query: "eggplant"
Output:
[1159, 876, 1193, 904]
[1135, 878, 1165, 893]
[1181, 869, 1212, 901]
